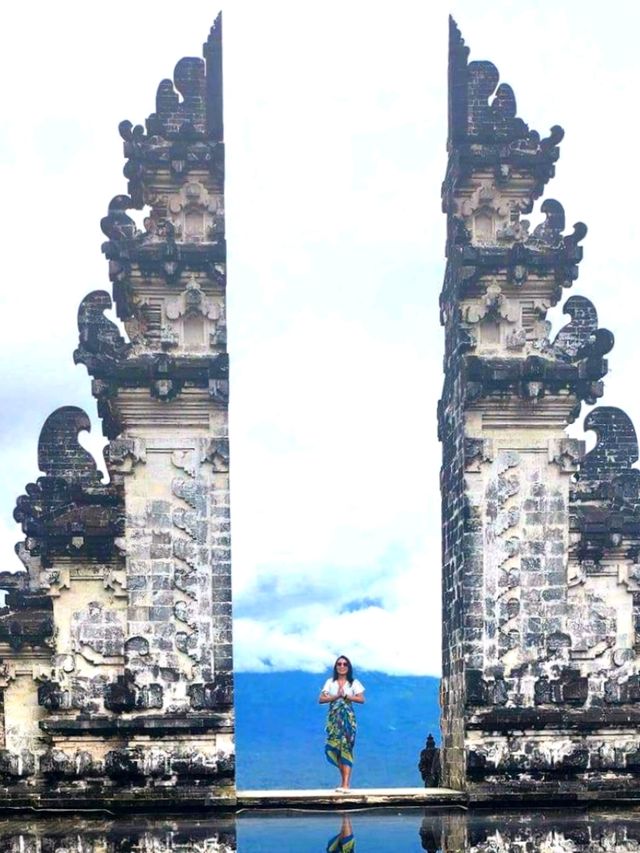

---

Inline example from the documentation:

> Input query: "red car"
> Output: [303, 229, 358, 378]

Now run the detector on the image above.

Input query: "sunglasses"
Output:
[336, 661, 349, 667]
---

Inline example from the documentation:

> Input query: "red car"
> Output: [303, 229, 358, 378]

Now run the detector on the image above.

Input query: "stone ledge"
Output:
[236, 788, 466, 809]
[0, 786, 237, 814]
[39, 713, 233, 736]
[468, 706, 640, 731]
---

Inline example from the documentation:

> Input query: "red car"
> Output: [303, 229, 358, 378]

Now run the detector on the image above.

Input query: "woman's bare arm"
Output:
[347, 693, 365, 704]
[318, 691, 335, 704]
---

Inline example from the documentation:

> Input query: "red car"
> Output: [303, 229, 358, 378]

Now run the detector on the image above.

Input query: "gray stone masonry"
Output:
[440, 18, 640, 799]
[0, 14, 234, 810]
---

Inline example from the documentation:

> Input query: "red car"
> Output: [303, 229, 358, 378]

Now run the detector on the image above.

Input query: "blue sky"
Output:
[1, 1, 639, 676]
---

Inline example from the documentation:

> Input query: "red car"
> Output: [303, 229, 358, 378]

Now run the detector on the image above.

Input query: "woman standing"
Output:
[319, 655, 365, 791]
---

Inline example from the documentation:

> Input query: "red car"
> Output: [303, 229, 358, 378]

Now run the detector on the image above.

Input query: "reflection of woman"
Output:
[319, 655, 365, 791]
[327, 814, 356, 852]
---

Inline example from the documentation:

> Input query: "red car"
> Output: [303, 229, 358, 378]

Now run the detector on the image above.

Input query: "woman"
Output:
[319, 655, 365, 791]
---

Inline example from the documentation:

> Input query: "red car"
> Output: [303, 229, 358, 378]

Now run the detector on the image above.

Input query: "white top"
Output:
[321, 678, 365, 697]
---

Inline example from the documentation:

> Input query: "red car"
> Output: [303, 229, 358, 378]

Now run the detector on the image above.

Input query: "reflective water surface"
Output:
[239, 809, 640, 851]
[0, 815, 237, 852]
[2, 807, 640, 851]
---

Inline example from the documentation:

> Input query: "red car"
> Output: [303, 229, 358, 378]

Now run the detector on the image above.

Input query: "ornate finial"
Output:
[37, 407, 101, 485]
[14, 407, 121, 564]
[100, 196, 139, 242]
[447, 19, 562, 158]
[148, 58, 207, 138]
[128, 12, 224, 141]
[531, 199, 565, 246]
[117, 13, 225, 208]
[553, 296, 614, 362]
[74, 291, 128, 368]
[581, 407, 639, 483]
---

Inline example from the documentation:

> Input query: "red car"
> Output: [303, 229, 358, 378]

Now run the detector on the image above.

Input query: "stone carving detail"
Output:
[106, 437, 147, 474]
[566, 589, 616, 660]
[13, 407, 122, 566]
[100, 195, 141, 244]
[166, 276, 216, 317]
[528, 198, 566, 248]
[483, 451, 522, 667]
[552, 295, 614, 362]
[168, 182, 224, 243]
[548, 437, 583, 472]
[171, 438, 229, 477]
[2, 409, 127, 715]
[38, 407, 101, 485]
[465, 281, 519, 326]
[71, 602, 125, 661]
[165, 276, 227, 350]
[118, 15, 224, 209]
[151, 58, 208, 137]
[74, 291, 129, 367]
[447, 17, 564, 181]
[464, 437, 493, 472]
[580, 407, 639, 484]
[119, 450, 232, 712]
[571, 407, 640, 604]
[458, 184, 520, 245]
[465, 57, 528, 143]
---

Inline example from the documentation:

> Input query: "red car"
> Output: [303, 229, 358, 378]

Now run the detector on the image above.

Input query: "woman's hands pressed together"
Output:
[320, 655, 366, 791]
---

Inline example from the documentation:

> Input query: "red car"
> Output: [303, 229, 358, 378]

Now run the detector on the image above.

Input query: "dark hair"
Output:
[333, 655, 354, 685]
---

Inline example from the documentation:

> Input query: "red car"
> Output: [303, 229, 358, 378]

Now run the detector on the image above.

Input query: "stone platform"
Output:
[237, 787, 465, 809]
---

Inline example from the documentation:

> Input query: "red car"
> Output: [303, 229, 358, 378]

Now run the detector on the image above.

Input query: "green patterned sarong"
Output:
[325, 698, 357, 768]
[327, 831, 356, 852]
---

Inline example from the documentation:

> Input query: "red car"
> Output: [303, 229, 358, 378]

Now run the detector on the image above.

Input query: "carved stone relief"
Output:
[164, 276, 226, 351]
[114, 436, 231, 713]
[463, 281, 522, 353]
[167, 181, 224, 243]
[457, 183, 528, 246]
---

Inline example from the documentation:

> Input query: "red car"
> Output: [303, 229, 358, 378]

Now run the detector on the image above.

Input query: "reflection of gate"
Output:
[440, 19, 640, 800]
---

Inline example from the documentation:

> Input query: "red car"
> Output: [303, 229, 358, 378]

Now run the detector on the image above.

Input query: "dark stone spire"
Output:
[204, 12, 224, 142]
[89, 13, 228, 437]
[143, 12, 223, 141]
[449, 15, 529, 145]
[447, 17, 469, 150]
[118, 12, 225, 207]
[446, 18, 564, 204]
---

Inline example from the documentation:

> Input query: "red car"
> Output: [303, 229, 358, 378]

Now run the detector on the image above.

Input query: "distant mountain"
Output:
[235, 671, 440, 789]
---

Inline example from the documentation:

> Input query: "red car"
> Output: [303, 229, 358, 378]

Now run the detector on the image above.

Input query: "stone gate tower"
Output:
[0, 16, 234, 808]
[440, 19, 640, 799]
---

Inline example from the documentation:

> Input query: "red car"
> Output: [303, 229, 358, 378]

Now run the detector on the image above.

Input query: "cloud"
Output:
[234, 546, 441, 675]
[340, 597, 383, 614]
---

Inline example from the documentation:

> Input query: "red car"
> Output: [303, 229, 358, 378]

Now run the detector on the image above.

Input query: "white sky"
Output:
[0, 1, 639, 676]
